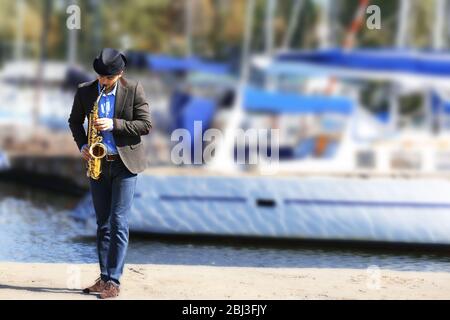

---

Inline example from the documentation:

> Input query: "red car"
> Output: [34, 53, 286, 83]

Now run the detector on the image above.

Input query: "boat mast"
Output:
[325, 0, 370, 94]
[14, 0, 25, 61]
[67, 0, 78, 66]
[342, 0, 370, 49]
[389, 0, 411, 133]
[264, 0, 278, 91]
[432, 0, 447, 134]
[396, 0, 410, 48]
[317, 0, 331, 49]
[433, 0, 446, 50]
[185, 0, 194, 57]
[89, 0, 102, 59]
[208, 0, 256, 172]
[265, 0, 277, 56]
[33, 0, 52, 128]
[281, 0, 304, 50]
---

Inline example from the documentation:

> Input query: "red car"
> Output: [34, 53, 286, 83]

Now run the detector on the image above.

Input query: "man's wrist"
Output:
[107, 119, 114, 131]
[112, 118, 122, 131]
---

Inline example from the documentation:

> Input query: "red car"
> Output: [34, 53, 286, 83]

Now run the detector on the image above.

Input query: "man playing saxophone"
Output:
[68, 48, 151, 299]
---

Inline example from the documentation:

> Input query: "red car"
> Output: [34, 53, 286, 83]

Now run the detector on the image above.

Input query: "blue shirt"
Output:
[97, 82, 118, 154]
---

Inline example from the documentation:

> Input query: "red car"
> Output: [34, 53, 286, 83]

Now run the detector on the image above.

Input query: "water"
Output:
[1, 182, 450, 272]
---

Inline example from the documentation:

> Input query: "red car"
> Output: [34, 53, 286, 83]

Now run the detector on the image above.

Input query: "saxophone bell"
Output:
[89, 141, 107, 159]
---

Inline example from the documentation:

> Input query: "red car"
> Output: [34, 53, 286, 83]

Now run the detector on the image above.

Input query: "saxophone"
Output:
[86, 86, 107, 180]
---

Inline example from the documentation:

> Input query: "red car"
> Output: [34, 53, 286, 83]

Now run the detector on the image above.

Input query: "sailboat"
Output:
[71, 0, 450, 246]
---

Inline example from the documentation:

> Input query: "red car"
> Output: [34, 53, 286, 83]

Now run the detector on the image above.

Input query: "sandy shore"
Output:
[0, 262, 450, 300]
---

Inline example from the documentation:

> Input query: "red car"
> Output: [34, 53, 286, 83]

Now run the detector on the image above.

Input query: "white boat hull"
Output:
[72, 174, 450, 245]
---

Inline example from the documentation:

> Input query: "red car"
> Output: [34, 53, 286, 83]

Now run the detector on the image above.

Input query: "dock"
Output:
[0, 125, 88, 196]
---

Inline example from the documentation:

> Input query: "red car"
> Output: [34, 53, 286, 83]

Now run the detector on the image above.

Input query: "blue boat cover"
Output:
[169, 90, 191, 132]
[243, 86, 353, 114]
[182, 97, 217, 139]
[147, 54, 230, 74]
[432, 91, 450, 114]
[276, 49, 450, 78]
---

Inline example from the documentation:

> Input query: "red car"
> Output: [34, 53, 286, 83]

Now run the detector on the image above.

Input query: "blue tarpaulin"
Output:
[276, 49, 450, 78]
[147, 55, 230, 74]
[432, 91, 450, 114]
[170, 90, 191, 132]
[182, 97, 217, 140]
[169, 93, 217, 163]
[181, 97, 217, 163]
[243, 86, 353, 114]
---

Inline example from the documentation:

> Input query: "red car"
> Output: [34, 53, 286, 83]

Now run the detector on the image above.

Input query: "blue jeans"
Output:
[89, 158, 137, 285]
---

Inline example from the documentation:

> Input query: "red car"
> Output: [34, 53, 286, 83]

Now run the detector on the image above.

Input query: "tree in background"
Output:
[0, 0, 443, 67]
[0, 0, 42, 62]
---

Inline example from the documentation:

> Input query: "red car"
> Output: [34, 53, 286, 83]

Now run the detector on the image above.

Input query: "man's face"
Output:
[97, 72, 122, 90]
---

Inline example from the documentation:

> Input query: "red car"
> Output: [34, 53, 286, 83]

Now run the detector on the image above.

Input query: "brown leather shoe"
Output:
[82, 278, 106, 294]
[99, 281, 120, 299]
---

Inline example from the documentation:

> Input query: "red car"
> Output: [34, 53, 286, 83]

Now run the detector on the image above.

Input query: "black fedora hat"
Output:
[93, 48, 127, 76]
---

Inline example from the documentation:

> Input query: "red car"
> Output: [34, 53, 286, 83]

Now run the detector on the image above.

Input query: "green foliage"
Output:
[0, 0, 441, 65]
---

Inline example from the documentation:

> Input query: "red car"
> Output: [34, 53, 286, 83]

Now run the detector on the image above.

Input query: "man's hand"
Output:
[81, 144, 91, 161]
[94, 118, 114, 131]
